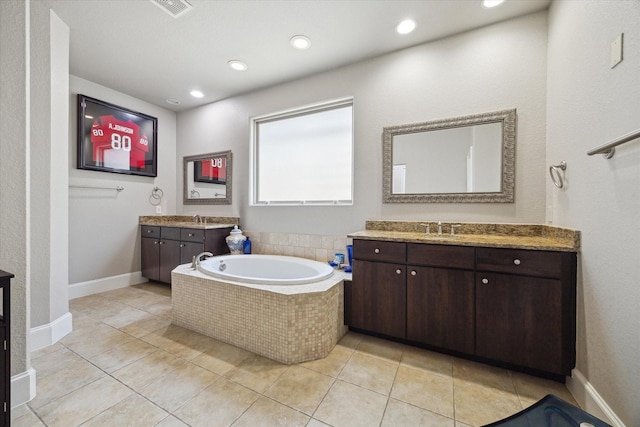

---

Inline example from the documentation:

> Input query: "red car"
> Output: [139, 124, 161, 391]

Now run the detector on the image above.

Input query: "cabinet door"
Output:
[350, 259, 406, 339]
[180, 242, 205, 265]
[475, 272, 564, 374]
[159, 240, 181, 283]
[407, 266, 474, 354]
[204, 228, 232, 255]
[141, 237, 160, 281]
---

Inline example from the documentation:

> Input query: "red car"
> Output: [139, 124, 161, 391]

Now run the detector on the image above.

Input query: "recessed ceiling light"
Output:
[482, 0, 506, 9]
[396, 19, 416, 35]
[166, 98, 181, 105]
[290, 35, 311, 50]
[228, 60, 248, 71]
[190, 90, 204, 98]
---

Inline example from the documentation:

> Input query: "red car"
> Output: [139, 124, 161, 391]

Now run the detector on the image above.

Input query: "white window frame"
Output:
[249, 97, 354, 206]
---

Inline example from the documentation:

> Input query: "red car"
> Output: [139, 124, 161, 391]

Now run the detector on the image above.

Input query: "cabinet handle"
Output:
[374, 248, 380, 254]
[396, 269, 402, 275]
[411, 270, 417, 276]
[513, 259, 521, 265]
[189, 233, 195, 237]
[147, 229, 153, 233]
[482, 278, 489, 284]
[159, 241, 164, 245]
[180, 244, 185, 248]
[154, 241, 159, 245]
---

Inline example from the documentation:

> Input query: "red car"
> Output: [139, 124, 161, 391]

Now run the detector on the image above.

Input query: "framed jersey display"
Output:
[194, 156, 227, 184]
[77, 94, 158, 177]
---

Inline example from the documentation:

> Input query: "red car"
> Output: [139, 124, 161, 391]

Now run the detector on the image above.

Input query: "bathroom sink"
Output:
[424, 234, 465, 240]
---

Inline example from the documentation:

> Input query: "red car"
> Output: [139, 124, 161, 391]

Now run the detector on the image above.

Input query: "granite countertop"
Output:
[348, 220, 580, 252]
[139, 215, 239, 230]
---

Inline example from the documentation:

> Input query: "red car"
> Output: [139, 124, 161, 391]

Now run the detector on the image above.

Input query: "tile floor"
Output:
[12, 282, 578, 427]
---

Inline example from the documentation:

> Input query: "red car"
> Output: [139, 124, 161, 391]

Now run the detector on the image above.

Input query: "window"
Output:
[250, 98, 353, 206]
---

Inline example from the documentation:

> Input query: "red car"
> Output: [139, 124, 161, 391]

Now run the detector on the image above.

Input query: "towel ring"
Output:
[549, 161, 567, 189]
[149, 186, 164, 206]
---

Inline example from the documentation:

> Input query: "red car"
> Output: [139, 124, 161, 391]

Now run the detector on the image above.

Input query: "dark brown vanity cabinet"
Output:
[348, 239, 577, 378]
[475, 248, 576, 376]
[1, 270, 13, 427]
[349, 240, 407, 339]
[141, 225, 232, 284]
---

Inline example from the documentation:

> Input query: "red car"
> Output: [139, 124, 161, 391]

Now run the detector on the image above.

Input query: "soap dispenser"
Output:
[225, 226, 246, 255]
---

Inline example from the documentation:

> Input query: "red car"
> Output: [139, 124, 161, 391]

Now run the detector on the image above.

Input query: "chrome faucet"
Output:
[437, 221, 443, 235]
[450, 224, 462, 235]
[193, 214, 201, 224]
[191, 251, 213, 269]
[419, 223, 430, 235]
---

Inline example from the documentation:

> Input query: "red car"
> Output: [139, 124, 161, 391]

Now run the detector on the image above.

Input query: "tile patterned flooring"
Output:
[12, 282, 578, 427]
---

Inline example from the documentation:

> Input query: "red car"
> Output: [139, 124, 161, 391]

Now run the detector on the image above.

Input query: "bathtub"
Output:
[197, 254, 335, 285]
[171, 255, 347, 364]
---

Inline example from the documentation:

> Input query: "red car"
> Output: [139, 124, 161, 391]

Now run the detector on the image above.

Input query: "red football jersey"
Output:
[130, 131, 150, 169]
[201, 157, 226, 180]
[90, 115, 144, 170]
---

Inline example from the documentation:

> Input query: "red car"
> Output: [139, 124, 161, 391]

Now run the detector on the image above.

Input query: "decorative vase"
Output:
[225, 226, 246, 254]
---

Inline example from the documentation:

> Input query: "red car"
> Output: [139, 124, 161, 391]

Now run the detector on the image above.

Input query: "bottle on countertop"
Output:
[243, 236, 252, 254]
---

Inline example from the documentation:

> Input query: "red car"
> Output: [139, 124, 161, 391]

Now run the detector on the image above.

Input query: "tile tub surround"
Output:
[243, 231, 352, 264]
[139, 215, 240, 229]
[349, 220, 580, 252]
[171, 264, 347, 364]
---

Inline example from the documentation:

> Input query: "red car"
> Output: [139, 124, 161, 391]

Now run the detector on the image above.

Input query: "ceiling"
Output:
[45, 0, 551, 112]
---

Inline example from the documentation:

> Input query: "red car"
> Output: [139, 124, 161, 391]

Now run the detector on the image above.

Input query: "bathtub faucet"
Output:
[191, 251, 213, 269]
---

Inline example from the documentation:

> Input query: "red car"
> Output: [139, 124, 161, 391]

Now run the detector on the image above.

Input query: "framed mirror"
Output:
[383, 109, 516, 203]
[183, 150, 232, 205]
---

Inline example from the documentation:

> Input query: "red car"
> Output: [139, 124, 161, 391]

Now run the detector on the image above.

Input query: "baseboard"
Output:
[30, 312, 73, 352]
[11, 368, 36, 408]
[567, 368, 626, 427]
[68, 271, 147, 299]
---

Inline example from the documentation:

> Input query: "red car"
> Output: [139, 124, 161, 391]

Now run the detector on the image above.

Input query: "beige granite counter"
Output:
[348, 220, 580, 252]
[139, 215, 239, 230]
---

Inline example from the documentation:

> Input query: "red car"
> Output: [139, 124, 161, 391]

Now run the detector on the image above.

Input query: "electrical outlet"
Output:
[155, 206, 162, 214]
[611, 33, 623, 68]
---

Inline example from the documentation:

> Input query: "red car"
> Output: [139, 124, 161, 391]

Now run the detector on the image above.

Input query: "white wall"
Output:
[68, 76, 178, 286]
[547, 1, 640, 426]
[29, 7, 70, 329]
[177, 11, 549, 235]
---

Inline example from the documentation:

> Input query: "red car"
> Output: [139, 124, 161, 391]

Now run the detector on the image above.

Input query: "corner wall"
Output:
[547, 1, 640, 426]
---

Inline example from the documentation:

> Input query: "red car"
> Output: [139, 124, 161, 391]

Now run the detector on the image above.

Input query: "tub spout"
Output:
[192, 251, 213, 269]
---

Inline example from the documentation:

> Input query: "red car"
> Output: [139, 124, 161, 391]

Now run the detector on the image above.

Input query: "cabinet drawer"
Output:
[353, 240, 406, 263]
[161, 227, 181, 240]
[181, 228, 205, 243]
[141, 225, 160, 237]
[476, 247, 563, 278]
[407, 243, 475, 270]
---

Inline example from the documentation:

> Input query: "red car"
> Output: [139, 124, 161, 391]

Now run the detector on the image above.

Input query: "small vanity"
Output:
[347, 220, 579, 381]
[139, 215, 239, 284]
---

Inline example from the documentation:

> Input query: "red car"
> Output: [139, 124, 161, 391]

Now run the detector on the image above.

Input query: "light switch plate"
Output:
[611, 33, 623, 68]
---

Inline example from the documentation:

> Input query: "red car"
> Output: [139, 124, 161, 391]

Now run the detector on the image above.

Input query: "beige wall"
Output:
[547, 1, 640, 426]
[177, 11, 549, 235]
